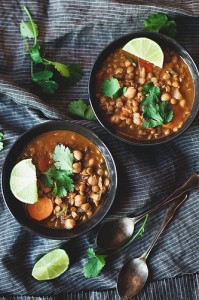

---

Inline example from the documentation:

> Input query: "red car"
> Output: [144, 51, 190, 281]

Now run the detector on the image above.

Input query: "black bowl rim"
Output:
[1, 121, 117, 240]
[88, 30, 199, 146]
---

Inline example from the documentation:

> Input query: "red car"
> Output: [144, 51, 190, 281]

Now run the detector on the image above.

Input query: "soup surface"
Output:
[95, 47, 194, 140]
[19, 130, 110, 229]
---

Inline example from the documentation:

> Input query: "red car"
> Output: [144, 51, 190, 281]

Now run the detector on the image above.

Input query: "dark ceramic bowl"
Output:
[1, 121, 117, 239]
[89, 31, 199, 146]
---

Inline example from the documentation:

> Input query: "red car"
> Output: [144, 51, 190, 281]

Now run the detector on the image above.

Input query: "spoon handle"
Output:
[142, 193, 188, 260]
[134, 173, 199, 223]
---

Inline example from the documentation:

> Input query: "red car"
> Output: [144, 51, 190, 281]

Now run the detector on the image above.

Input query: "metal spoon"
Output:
[97, 173, 199, 250]
[117, 193, 188, 299]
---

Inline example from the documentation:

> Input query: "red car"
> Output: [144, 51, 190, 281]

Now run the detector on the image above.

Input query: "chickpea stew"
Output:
[19, 130, 110, 229]
[95, 47, 194, 140]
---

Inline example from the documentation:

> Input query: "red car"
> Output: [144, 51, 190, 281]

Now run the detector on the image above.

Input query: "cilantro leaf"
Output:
[83, 249, 106, 278]
[30, 44, 43, 63]
[159, 101, 173, 123]
[65, 63, 82, 86]
[42, 166, 57, 188]
[51, 62, 70, 78]
[53, 170, 74, 197]
[102, 77, 121, 98]
[68, 99, 96, 121]
[20, 21, 38, 39]
[141, 82, 173, 128]
[32, 70, 59, 94]
[144, 13, 177, 38]
[53, 145, 74, 173]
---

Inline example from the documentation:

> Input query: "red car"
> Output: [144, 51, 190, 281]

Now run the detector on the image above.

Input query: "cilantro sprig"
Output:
[0, 132, 4, 151]
[68, 99, 96, 121]
[141, 82, 173, 128]
[144, 13, 177, 38]
[83, 214, 148, 278]
[42, 145, 74, 197]
[20, 6, 82, 94]
[101, 77, 126, 99]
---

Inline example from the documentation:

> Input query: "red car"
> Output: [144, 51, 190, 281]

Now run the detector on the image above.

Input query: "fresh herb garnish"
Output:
[144, 13, 177, 38]
[68, 99, 96, 121]
[0, 132, 4, 151]
[42, 145, 74, 197]
[141, 82, 173, 128]
[20, 6, 82, 94]
[101, 77, 122, 99]
[83, 214, 148, 278]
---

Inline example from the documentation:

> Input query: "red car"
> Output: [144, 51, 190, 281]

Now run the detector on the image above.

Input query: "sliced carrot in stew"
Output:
[37, 155, 49, 172]
[27, 196, 53, 221]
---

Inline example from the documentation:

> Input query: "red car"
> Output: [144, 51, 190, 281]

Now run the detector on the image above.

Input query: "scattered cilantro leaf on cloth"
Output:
[68, 99, 96, 121]
[141, 82, 173, 128]
[20, 7, 82, 94]
[102, 77, 121, 98]
[32, 70, 58, 94]
[53, 145, 74, 173]
[0, 132, 4, 151]
[144, 13, 177, 38]
[83, 249, 107, 278]
[83, 215, 148, 278]
[41, 145, 74, 197]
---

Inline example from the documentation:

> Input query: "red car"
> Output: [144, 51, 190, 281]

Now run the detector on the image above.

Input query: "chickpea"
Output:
[140, 67, 146, 78]
[138, 78, 146, 85]
[87, 211, 93, 218]
[87, 175, 98, 186]
[110, 114, 120, 124]
[104, 170, 108, 176]
[161, 93, 171, 101]
[115, 67, 123, 75]
[126, 66, 134, 74]
[172, 81, 179, 88]
[92, 185, 100, 192]
[97, 168, 104, 176]
[104, 178, 110, 187]
[116, 101, 123, 108]
[55, 197, 62, 205]
[71, 206, 77, 212]
[126, 118, 133, 125]
[87, 158, 95, 167]
[162, 73, 170, 80]
[124, 60, 131, 67]
[81, 203, 91, 211]
[81, 214, 88, 222]
[74, 194, 86, 207]
[65, 218, 76, 229]
[163, 129, 171, 136]
[79, 184, 86, 193]
[124, 87, 137, 99]
[86, 167, 93, 175]
[73, 162, 82, 174]
[170, 98, 177, 105]
[71, 211, 79, 220]
[180, 99, 186, 108]
[73, 150, 83, 161]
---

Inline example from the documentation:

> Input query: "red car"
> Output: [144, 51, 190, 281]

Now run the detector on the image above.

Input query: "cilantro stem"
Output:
[24, 6, 37, 45]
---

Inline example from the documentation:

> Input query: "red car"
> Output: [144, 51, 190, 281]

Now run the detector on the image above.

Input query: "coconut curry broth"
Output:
[95, 48, 194, 140]
[20, 130, 110, 229]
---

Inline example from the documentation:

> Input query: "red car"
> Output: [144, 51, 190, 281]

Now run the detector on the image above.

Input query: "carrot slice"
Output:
[27, 196, 54, 221]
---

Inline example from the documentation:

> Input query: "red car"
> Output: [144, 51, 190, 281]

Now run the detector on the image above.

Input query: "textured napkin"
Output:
[0, 1, 199, 299]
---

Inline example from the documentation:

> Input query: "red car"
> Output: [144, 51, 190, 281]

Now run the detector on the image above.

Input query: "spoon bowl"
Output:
[117, 193, 188, 299]
[97, 173, 199, 250]
[117, 257, 148, 299]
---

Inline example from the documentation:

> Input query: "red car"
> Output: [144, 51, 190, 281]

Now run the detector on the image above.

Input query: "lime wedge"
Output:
[32, 249, 69, 280]
[10, 158, 38, 204]
[123, 37, 164, 68]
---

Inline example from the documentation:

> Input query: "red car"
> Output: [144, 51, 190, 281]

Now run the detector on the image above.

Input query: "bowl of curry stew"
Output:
[89, 31, 199, 145]
[1, 121, 117, 239]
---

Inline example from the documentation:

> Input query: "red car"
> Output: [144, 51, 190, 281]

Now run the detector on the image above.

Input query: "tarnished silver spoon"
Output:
[97, 173, 199, 250]
[117, 193, 188, 299]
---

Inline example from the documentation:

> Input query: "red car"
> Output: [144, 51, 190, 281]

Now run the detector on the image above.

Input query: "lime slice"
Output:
[123, 37, 164, 68]
[32, 249, 69, 280]
[10, 158, 38, 204]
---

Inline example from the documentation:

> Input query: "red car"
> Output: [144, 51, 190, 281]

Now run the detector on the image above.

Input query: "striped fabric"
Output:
[0, 1, 199, 299]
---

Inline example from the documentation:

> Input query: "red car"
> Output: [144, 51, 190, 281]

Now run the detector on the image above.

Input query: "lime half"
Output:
[32, 249, 70, 280]
[10, 158, 38, 204]
[123, 37, 164, 68]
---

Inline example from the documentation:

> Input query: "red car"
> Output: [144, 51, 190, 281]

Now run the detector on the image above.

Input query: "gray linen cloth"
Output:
[0, 1, 199, 299]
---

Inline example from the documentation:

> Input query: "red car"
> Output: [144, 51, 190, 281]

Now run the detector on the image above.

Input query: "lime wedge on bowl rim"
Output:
[123, 37, 164, 68]
[32, 249, 69, 280]
[10, 158, 38, 204]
